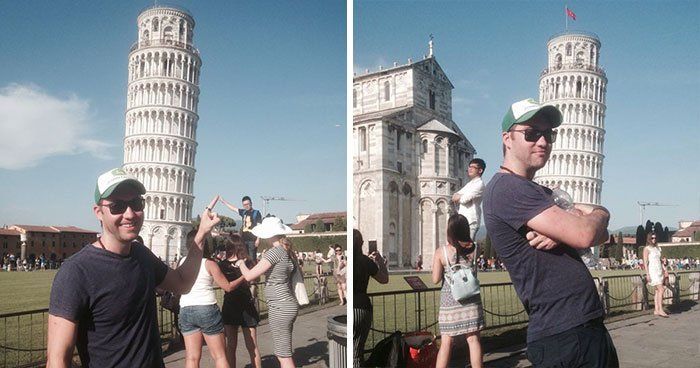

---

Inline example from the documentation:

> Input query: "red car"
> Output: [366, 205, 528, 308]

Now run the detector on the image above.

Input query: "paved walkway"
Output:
[164, 304, 346, 368]
[480, 300, 700, 367]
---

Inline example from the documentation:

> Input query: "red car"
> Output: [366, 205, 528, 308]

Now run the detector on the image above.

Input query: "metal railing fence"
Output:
[0, 273, 339, 367]
[363, 271, 700, 351]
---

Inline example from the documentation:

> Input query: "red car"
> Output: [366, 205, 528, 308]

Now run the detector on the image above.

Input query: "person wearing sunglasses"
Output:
[643, 232, 669, 317]
[452, 158, 487, 240]
[483, 99, 618, 367]
[47, 168, 222, 368]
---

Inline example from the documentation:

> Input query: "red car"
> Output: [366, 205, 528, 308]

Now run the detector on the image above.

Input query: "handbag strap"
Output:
[442, 246, 453, 279]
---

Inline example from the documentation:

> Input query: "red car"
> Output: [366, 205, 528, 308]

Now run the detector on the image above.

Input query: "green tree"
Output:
[304, 224, 314, 234]
[191, 215, 202, 231]
[217, 215, 236, 232]
[314, 219, 326, 233]
[664, 226, 670, 242]
[635, 225, 646, 247]
[332, 216, 347, 232]
[653, 222, 664, 239]
[645, 220, 653, 235]
[694, 231, 700, 242]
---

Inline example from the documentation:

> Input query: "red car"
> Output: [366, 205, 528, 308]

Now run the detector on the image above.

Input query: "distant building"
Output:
[290, 212, 346, 234]
[2, 225, 98, 261]
[671, 220, 700, 243]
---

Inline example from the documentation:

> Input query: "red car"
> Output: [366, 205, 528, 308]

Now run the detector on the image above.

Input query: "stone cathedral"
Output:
[353, 43, 476, 268]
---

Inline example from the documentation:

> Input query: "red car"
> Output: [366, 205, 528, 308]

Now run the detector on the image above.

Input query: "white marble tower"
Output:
[535, 31, 607, 206]
[123, 5, 202, 261]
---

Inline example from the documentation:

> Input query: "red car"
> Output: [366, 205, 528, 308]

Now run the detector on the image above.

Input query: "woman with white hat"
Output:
[236, 217, 299, 368]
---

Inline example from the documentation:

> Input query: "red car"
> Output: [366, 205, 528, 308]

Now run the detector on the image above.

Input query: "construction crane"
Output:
[260, 196, 302, 217]
[637, 201, 677, 225]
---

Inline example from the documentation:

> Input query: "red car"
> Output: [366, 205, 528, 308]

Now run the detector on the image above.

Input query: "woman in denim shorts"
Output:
[179, 241, 242, 368]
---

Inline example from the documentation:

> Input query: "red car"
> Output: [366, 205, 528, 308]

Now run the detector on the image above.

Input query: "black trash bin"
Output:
[327, 314, 347, 368]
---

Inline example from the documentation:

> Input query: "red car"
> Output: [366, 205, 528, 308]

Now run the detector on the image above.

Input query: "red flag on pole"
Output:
[566, 8, 577, 21]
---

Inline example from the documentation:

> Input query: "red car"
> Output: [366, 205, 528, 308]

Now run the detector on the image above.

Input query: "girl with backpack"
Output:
[432, 214, 485, 368]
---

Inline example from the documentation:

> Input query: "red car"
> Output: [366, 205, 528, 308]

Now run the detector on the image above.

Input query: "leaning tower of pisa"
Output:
[535, 31, 607, 206]
[123, 5, 202, 261]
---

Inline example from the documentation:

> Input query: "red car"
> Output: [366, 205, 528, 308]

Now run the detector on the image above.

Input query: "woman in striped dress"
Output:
[432, 214, 485, 368]
[237, 217, 298, 368]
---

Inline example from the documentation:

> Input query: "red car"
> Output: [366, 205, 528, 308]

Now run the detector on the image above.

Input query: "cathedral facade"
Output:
[353, 48, 476, 268]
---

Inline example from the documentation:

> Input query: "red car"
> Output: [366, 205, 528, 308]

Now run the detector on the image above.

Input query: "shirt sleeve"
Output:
[238, 208, 245, 217]
[459, 180, 484, 205]
[254, 210, 263, 225]
[49, 261, 88, 322]
[366, 256, 379, 276]
[263, 246, 284, 265]
[491, 175, 555, 231]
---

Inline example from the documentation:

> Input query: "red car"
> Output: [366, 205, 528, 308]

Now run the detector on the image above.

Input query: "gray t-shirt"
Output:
[49, 242, 168, 368]
[483, 173, 603, 343]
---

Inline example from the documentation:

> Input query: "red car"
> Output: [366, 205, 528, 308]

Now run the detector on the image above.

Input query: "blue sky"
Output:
[355, 0, 699, 231]
[0, 0, 346, 230]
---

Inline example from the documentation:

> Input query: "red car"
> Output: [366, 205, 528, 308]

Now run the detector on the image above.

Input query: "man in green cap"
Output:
[47, 167, 222, 368]
[483, 99, 618, 367]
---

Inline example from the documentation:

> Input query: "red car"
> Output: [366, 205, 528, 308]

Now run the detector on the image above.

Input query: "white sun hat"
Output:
[251, 216, 293, 239]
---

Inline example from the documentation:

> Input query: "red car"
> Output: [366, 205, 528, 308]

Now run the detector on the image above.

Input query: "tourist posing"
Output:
[352, 229, 388, 367]
[643, 232, 669, 317]
[217, 235, 262, 367]
[432, 214, 485, 368]
[221, 196, 263, 261]
[483, 99, 618, 367]
[47, 168, 221, 368]
[237, 217, 299, 368]
[452, 158, 486, 237]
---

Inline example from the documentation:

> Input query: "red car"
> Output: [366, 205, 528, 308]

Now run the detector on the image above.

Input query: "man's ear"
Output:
[93, 204, 103, 222]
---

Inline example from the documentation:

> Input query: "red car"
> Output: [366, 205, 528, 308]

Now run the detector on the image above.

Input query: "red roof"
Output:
[673, 225, 700, 238]
[9, 225, 97, 234]
[0, 229, 20, 236]
[291, 212, 346, 230]
[51, 226, 98, 234]
[11, 225, 60, 233]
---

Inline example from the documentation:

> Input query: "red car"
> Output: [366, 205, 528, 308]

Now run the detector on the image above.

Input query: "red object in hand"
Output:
[566, 8, 577, 20]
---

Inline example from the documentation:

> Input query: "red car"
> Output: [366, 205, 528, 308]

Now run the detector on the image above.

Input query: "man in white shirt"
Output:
[452, 158, 486, 239]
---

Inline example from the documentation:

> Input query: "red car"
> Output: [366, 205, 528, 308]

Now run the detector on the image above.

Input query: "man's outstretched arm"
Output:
[158, 196, 221, 294]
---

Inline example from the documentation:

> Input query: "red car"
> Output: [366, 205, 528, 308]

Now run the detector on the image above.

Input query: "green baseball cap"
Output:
[94, 168, 146, 204]
[501, 98, 562, 132]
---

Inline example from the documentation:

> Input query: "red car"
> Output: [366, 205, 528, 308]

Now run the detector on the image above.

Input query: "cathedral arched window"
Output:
[359, 127, 367, 152]
[421, 140, 428, 156]
[576, 51, 584, 66]
[555, 54, 562, 69]
[353, 89, 357, 108]
[383, 81, 391, 101]
[153, 18, 159, 32]
[566, 43, 572, 56]
[429, 90, 436, 110]
[576, 81, 582, 98]
[163, 26, 173, 44]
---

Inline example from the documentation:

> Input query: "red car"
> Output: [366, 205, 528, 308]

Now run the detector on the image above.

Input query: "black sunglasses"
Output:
[100, 198, 145, 214]
[510, 128, 557, 143]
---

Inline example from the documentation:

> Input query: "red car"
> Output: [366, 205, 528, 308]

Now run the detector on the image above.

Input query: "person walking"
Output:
[333, 244, 347, 305]
[237, 217, 298, 368]
[352, 229, 388, 367]
[216, 235, 262, 368]
[483, 98, 618, 367]
[643, 232, 669, 317]
[432, 214, 485, 368]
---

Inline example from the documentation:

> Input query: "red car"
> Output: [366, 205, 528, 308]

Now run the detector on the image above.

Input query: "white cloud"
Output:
[0, 84, 113, 169]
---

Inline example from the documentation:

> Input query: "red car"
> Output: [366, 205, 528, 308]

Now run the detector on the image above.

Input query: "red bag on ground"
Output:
[404, 331, 438, 368]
